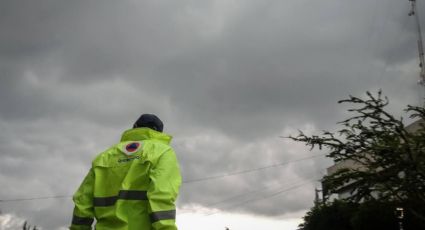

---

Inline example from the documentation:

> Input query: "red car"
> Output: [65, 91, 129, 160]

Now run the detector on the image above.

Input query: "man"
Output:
[70, 114, 182, 230]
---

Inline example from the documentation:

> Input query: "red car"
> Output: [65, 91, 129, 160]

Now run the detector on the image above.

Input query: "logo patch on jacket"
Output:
[126, 142, 140, 152]
[121, 141, 142, 156]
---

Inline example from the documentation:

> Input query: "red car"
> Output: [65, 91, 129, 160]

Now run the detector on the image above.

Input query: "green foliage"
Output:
[22, 221, 38, 230]
[299, 200, 356, 230]
[349, 200, 398, 230]
[290, 91, 425, 221]
[298, 200, 425, 230]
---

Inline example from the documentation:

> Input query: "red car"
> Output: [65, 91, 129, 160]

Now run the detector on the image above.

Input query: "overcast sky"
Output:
[1, 0, 424, 229]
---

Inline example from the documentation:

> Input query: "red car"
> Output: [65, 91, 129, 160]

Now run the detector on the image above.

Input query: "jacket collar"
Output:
[120, 128, 172, 144]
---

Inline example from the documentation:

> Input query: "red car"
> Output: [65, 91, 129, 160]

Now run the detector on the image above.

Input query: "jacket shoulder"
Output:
[141, 140, 174, 165]
[91, 140, 173, 167]
[92, 144, 125, 167]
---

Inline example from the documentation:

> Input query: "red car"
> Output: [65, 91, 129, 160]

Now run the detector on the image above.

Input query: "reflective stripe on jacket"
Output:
[70, 128, 182, 230]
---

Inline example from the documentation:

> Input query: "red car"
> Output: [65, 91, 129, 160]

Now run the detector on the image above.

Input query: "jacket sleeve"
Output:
[70, 168, 95, 230]
[148, 148, 182, 230]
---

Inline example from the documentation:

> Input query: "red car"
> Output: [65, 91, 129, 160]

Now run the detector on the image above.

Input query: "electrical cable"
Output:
[0, 154, 326, 203]
[179, 169, 326, 214]
[0, 195, 71, 203]
[182, 154, 325, 184]
[203, 179, 317, 217]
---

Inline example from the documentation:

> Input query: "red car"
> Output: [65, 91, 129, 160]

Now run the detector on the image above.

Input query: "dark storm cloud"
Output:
[0, 0, 423, 229]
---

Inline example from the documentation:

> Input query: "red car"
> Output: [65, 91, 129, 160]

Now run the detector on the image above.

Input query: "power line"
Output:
[182, 154, 325, 184]
[204, 179, 316, 216]
[179, 169, 325, 213]
[0, 195, 71, 203]
[0, 154, 326, 203]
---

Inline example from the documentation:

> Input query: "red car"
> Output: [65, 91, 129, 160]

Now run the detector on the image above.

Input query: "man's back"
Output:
[71, 127, 181, 230]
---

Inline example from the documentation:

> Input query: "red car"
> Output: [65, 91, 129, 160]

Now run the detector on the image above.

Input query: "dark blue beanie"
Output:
[133, 114, 164, 132]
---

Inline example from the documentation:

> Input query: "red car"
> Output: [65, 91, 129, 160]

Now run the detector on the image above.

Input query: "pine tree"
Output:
[291, 91, 425, 222]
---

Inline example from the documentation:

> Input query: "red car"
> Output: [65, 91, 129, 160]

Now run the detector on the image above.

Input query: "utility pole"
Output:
[314, 188, 322, 205]
[408, 0, 425, 86]
[396, 207, 404, 230]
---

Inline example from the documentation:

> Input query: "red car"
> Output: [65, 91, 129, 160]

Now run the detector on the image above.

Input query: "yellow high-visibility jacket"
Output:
[70, 128, 182, 230]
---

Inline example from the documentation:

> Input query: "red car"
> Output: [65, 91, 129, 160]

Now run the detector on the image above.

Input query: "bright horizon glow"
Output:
[176, 208, 303, 230]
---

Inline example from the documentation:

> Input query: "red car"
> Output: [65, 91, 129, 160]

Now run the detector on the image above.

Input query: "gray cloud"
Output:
[0, 0, 423, 229]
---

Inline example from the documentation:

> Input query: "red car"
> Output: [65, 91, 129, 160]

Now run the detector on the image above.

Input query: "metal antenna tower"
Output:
[408, 0, 425, 85]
